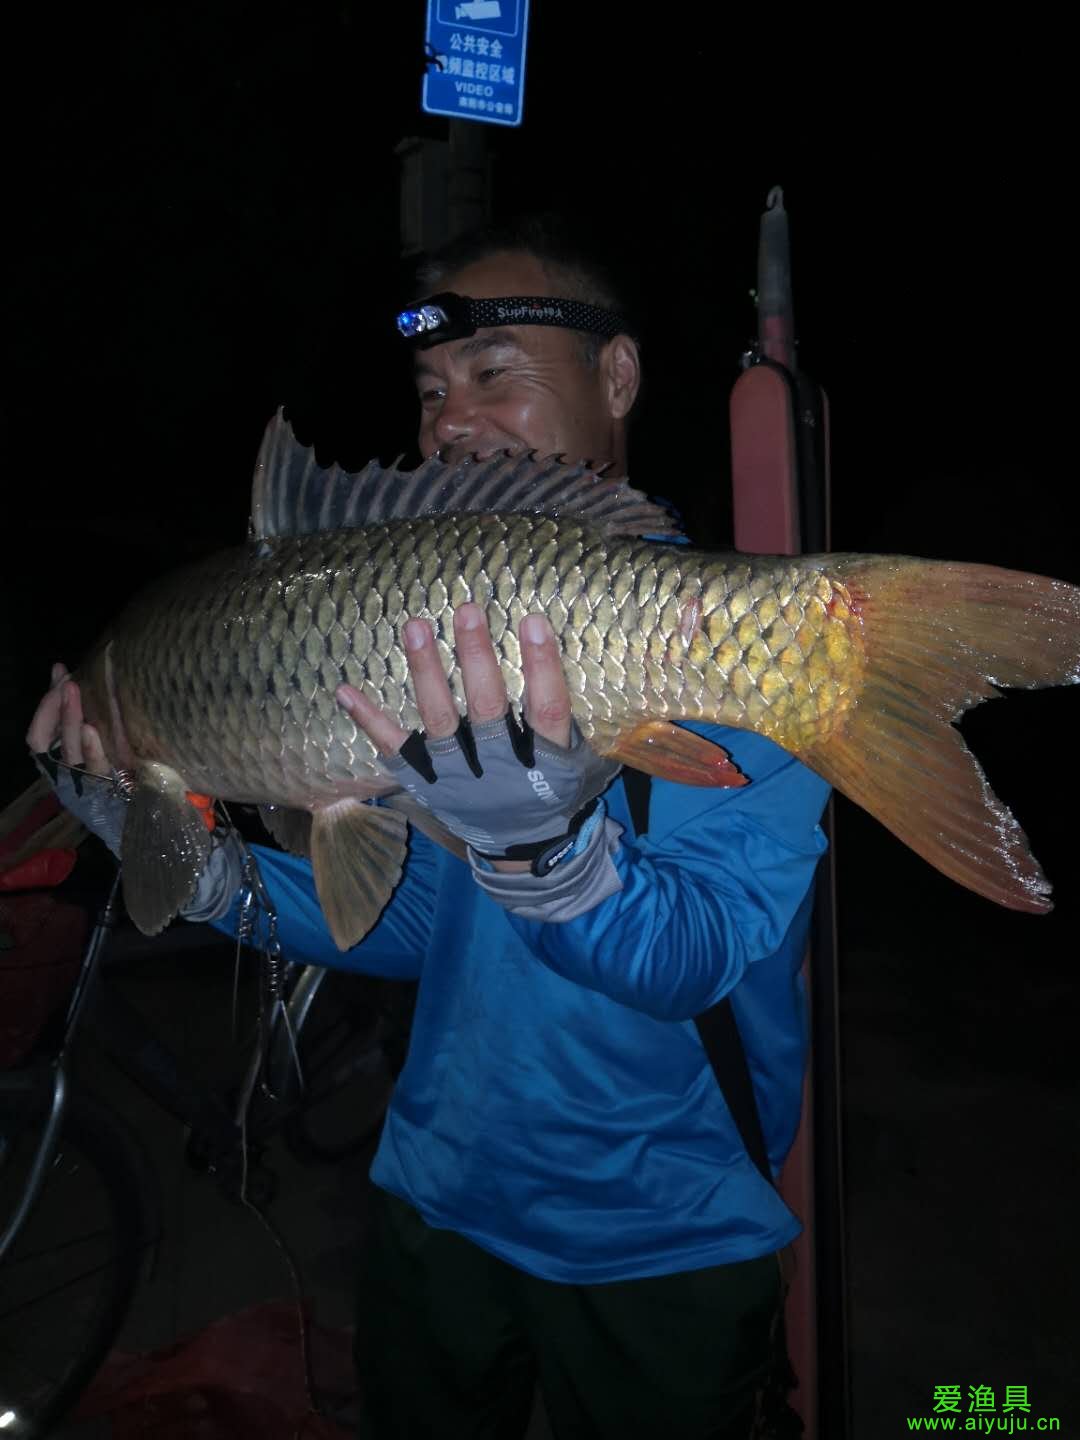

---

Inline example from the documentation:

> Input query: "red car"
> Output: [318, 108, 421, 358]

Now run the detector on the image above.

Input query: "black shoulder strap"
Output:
[693, 1003, 773, 1186]
[621, 766, 652, 838]
[622, 767, 775, 1188]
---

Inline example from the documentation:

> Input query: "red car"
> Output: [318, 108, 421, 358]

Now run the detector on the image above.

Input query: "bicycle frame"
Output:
[1, 860, 342, 1263]
[0, 869, 122, 1264]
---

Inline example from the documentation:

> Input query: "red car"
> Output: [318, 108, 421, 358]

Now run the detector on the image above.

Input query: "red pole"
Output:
[728, 186, 847, 1439]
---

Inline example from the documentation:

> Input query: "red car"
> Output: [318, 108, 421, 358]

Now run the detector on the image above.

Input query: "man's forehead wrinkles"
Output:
[413, 329, 533, 378]
[453, 329, 531, 359]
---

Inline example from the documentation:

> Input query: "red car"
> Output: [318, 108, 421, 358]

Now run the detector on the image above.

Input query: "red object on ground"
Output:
[71, 1301, 357, 1439]
[0, 789, 62, 860]
[0, 847, 78, 891]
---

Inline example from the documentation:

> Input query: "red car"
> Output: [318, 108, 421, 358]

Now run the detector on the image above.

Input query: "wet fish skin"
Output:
[64, 415, 1080, 947]
[76, 514, 864, 814]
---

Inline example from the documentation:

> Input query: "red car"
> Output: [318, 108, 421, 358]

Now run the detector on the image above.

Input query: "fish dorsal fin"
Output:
[249, 408, 684, 542]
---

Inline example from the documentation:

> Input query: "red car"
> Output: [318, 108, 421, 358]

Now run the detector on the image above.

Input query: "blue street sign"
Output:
[422, 0, 530, 128]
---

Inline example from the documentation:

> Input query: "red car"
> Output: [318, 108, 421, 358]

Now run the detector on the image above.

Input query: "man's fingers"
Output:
[336, 684, 410, 757]
[60, 681, 86, 767]
[81, 723, 111, 778]
[454, 604, 507, 725]
[339, 609, 556, 764]
[520, 614, 572, 747]
[26, 665, 68, 753]
[403, 620, 459, 739]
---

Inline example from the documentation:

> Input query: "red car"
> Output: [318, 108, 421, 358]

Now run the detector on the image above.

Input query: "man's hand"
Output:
[25, 662, 129, 858]
[26, 663, 111, 777]
[336, 604, 618, 874]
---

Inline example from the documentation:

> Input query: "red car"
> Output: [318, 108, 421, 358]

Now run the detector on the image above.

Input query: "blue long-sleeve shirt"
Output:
[213, 723, 830, 1283]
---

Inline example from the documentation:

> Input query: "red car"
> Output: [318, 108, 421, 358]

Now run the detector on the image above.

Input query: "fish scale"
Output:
[93, 513, 860, 813]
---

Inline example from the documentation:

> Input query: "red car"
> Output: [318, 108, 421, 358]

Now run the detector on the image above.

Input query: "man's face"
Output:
[412, 251, 629, 472]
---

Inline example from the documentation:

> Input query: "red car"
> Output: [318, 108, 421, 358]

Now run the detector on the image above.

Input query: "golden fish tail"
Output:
[806, 556, 1080, 913]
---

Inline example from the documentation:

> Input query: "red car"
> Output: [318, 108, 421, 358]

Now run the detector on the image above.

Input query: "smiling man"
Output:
[28, 215, 831, 1439]
[411, 248, 640, 474]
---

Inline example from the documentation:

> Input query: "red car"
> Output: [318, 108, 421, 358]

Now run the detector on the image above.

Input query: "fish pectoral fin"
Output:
[310, 799, 408, 951]
[601, 722, 750, 788]
[258, 804, 314, 858]
[123, 763, 212, 936]
[380, 792, 470, 862]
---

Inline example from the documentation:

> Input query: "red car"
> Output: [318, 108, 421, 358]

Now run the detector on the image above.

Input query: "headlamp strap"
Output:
[396, 292, 628, 344]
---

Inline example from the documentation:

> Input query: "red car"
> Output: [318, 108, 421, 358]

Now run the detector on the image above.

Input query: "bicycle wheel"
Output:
[273, 968, 396, 1165]
[0, 1088, 154, 1437]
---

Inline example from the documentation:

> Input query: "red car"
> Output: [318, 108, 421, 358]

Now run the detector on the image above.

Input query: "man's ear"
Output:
[600, 335, 641, 421]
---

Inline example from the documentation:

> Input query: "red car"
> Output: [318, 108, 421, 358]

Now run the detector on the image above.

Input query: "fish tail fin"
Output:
[808, 556, 1080, 913]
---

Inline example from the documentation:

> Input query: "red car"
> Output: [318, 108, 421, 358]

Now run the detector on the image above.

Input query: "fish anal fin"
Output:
[310, 799, 408, 951]
[123, 763, 211, 935]
[258, 804, 314, 858]
[602, 722, 749, 788]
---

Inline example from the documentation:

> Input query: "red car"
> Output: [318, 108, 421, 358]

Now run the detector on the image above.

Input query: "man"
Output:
[28, 215, 831, 1438]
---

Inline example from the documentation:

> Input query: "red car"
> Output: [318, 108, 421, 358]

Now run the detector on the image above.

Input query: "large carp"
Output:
[71, 411, 1080, 949]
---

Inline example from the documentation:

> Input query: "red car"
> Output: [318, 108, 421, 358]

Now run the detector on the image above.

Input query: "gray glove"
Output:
[380, 713, 621, 874]
[34, 754, 126, 858]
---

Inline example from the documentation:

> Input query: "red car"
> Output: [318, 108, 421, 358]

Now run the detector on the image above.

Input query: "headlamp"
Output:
[395, 293, 470, 342]
[395, 292, 629, 349]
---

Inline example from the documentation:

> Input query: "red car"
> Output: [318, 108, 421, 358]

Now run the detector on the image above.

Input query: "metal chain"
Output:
[230, 841, 322, 1425]
[235, 844, 300, 1103]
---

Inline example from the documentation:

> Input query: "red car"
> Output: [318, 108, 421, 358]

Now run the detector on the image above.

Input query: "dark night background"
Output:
[2, 4, 1077, 1430]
